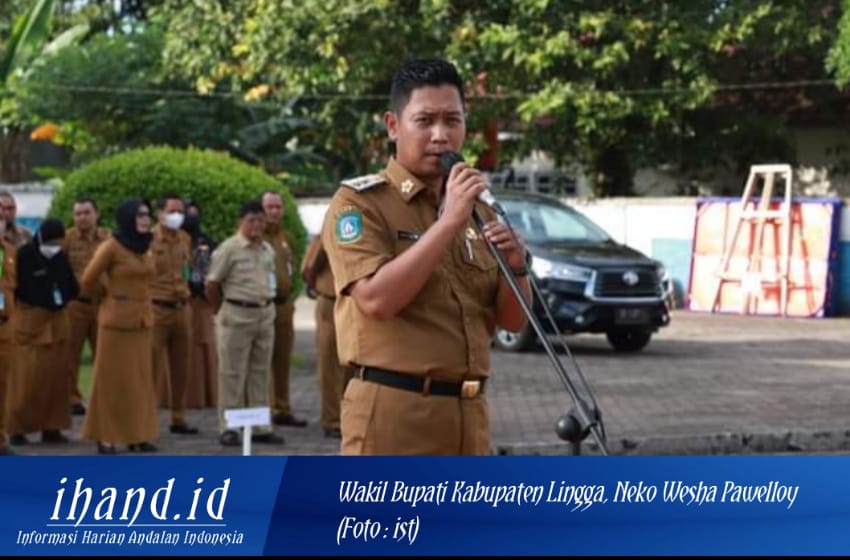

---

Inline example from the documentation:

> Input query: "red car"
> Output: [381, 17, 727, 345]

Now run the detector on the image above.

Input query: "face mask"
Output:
[163, 212, 185, 230]
[40, 245, 61, 259]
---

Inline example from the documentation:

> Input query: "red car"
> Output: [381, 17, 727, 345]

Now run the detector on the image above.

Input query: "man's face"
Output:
[240, 212, 266, 241]
[261, 193, 284, 226]
[73, 202, 98, 231]
[0, 195, 17, 222]
[158, 198, 185, 225]
[385, 85, 466, 181]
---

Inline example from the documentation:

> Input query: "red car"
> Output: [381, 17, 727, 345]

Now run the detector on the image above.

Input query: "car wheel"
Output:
[605, 329, 652, 353]
[493, 325, 536, 352]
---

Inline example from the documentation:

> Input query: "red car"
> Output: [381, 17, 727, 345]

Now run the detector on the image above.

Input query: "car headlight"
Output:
[531, 256, 593, 282]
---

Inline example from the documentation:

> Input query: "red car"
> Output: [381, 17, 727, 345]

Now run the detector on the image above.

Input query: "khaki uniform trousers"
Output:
[216, 302, 275, 434]
[0, 339, 12, 448]
[66, 300, 98, 406]
[315, 295, 347, 430]
[341, 377, 491, 456]
[269, 301, 294, 416]
[151, 305, 191, 425]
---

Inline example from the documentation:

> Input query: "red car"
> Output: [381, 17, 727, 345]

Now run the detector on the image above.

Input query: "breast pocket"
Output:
[456, 235, 497, 273]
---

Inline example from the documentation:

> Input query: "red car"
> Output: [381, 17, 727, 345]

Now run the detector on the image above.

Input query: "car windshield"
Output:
[499, 197, 612, 244]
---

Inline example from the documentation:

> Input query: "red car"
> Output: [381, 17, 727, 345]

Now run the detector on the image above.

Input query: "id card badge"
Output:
[0, 291, 5, 312]
[268, 272, 277, 293]
[53, 288, 63, 306]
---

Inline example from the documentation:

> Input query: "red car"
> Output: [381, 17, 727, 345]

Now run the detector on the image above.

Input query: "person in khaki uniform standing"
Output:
[301, 234, 349, 439]
[6, 219, 78, 446]
[261, 191, 307, 428]
[0, 228, 17, 455]
[150, 193, 198, 435]
[321, 58, 531, 455]
[62, 197, 110, 416]
[206, 200, 284, 447]
[82, 199, 159, 454]
[0, 191, 32, 248]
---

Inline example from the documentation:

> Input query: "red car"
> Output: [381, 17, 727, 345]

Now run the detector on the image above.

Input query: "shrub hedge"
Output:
[49, 146, 308, 294]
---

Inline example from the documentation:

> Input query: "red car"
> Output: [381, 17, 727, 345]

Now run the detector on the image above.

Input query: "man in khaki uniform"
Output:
[206, 200, 284, 447]
[0, 231, 17, 455]
[301, 234, 350, 439]
[150, 193, 197, 435]
[0, 191, 32, 248]
[321, 58, 531, 455]
[62, 197, 110, 415]
[261, 191, 307, 428]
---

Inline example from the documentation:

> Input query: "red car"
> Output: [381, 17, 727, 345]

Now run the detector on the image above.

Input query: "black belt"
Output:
[225, 298, 272, 309]
[76, 296, 95, 304]
[273, 296, 289, 305]
[152, 299, 187, 309]
[359, 366, 486, 399]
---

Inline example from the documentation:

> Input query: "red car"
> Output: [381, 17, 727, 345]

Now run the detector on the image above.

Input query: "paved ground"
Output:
[13, 297, 850, 456]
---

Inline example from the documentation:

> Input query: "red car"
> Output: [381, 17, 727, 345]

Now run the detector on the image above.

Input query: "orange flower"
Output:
[30, 122, 59, 141]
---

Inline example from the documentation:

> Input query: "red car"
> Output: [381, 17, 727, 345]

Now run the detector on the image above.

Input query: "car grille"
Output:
[593, 268, 660, 298]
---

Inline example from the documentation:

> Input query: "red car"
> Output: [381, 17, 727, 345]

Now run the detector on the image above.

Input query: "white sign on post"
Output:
[224, 407, 271, 456]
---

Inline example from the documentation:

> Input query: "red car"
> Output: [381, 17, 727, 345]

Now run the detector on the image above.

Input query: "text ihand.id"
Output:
[49, 477, 231, 527]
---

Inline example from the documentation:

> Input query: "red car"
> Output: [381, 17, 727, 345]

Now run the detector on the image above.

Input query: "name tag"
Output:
[268, 272, 277, 292]
[397, 230, 422, 241]
[53, 288, 63, 306]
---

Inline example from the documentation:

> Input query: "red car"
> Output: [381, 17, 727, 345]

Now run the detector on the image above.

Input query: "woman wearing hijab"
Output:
[81, 199, 158, 454]
[6, 218, 78, 445]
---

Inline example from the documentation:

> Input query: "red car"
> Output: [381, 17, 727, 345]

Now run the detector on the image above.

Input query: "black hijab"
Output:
[15, 218, 79, 310]
[113, 198, 152, 254]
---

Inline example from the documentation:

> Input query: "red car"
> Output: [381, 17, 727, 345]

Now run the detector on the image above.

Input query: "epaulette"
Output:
[341, 174, 385, 192]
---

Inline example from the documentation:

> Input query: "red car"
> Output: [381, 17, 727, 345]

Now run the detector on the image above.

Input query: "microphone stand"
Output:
[472, 207, 609, 456]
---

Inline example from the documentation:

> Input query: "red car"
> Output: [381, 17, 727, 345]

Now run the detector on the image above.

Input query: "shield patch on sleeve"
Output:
[336, 210, 363, 244]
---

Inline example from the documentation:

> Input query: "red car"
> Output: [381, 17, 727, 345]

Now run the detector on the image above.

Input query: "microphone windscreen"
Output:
[439, 151, 465, 177]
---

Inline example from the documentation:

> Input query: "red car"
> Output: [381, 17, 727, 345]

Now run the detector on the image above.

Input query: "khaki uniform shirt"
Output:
[81, 238, 156, 330]
[263, 224, 295, 301]
[149, 226, 191, 302]
[301, 235, 334, 298]
[62, 226, 110, 301]
[321, 158, 500, 380]
[207, 234, 276, 304]
[0, 241, 17, 341]
[3, 224, 32, 249]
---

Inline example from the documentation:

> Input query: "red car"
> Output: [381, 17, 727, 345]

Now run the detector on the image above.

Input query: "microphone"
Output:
[439, 151, 504, 215]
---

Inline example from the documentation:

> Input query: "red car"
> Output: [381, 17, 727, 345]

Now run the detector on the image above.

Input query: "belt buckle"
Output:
[461, 380, 481, 399]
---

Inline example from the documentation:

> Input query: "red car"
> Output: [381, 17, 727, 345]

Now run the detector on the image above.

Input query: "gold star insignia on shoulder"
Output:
[401, 179, 415, 194]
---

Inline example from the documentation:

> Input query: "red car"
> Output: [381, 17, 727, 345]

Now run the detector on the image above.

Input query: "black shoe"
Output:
[272, 413, 307, 427]
[219, 430, 240, 447]
[0, 446, 15, 455]
[323, 428, 342, 439]
[42, 430, 69, 444]
[170, 423, 199, 435]
[9, 434, 28, 446]
[128, 442, 158, 452]
[70, 403, 86, 416]
[97, 442, 117, 455]
[251, 432, 285, 444]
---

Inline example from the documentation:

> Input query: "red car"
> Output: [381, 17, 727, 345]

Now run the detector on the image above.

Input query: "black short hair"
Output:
[158, 192, 183, 210]
[74, 196, 98, 211]
[239, 199, 264, 218]
[390, 58, 465, 114]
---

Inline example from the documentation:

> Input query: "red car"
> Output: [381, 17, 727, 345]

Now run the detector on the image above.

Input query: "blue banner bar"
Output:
[2, 456, 849, 555]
